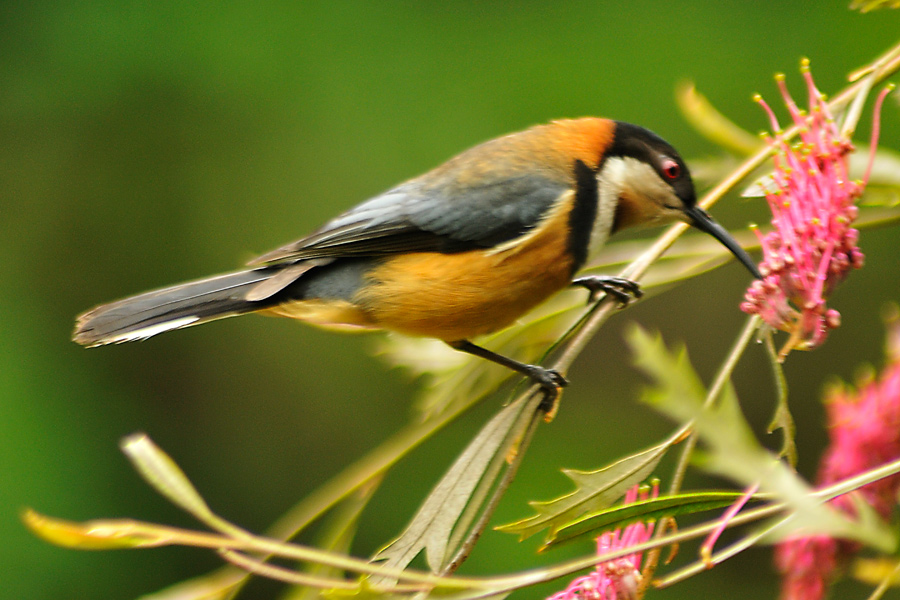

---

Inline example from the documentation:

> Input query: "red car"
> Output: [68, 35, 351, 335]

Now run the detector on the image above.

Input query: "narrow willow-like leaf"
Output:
[543, 491, 755, 550]
[371, 396, 532, 577]
[495, 441, 671, 541]
[764, 330, 797, 466]
[23, 509, 169, 550]
[121, 433, 213, 521]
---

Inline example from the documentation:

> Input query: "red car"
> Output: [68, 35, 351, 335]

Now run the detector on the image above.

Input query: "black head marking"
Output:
[609, 122, 697, 208]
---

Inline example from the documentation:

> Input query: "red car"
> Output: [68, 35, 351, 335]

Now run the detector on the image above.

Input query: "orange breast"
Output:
[354, 194, 577, 341]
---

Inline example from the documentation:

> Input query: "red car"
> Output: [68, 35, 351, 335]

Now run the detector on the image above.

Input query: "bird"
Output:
[73, 117, 761, 399]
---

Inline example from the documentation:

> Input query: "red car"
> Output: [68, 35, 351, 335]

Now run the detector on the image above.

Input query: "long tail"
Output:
[73, 268, 284, 347]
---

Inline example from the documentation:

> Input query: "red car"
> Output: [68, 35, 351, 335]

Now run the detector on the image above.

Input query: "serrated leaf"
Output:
[627, 325, 896, 551]
[496, 441, 671, 541]
[23, 509, 169, 550]
[544, 491, 754, 550]
[121, 433, 213, 521]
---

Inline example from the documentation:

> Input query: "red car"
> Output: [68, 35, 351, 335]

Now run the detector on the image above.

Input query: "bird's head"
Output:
[600, 121, 761, 279]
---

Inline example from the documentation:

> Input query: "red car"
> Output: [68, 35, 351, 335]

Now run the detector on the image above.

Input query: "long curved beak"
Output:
[683, 205, 762, 279]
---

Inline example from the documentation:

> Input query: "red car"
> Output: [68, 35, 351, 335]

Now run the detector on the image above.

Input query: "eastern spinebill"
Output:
[74, 118, 761, 399]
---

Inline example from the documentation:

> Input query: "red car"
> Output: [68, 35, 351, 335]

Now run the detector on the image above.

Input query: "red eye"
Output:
[662, 159, 680, 180]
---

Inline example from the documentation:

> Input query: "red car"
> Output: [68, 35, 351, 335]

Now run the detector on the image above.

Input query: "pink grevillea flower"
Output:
[775, 313, 900, 600]
[740, 61, 890, 360]
[548, 483, 658, 600]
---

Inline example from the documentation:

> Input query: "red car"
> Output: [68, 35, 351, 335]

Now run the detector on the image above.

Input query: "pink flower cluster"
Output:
[548, 484, 657, 600]
[740, 61, 886, 360]
[775, 313, 900, 600]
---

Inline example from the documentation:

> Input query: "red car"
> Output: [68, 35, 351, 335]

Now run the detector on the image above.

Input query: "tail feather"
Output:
[73, 268, 278, 347]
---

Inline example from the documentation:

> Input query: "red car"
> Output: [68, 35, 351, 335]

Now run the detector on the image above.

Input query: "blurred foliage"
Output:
[851, 0, 900, 13]
[3, 2, 900, 599]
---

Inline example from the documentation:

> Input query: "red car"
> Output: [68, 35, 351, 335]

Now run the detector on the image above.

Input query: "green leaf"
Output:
[850, 0, 900, 12]
[496, 440, 672, 541]
[627, 325, 896, 551]
[543, 491, 756, 550]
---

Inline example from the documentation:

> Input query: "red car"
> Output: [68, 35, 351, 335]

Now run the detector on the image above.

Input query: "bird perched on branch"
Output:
[74, 118, 760, 399]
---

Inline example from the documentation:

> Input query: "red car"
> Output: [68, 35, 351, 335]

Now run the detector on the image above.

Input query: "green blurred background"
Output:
[3, 2, 900, 598]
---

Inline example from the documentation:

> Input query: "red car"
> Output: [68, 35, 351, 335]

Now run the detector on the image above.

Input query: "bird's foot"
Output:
[572, 276, 642, 306]
[523, 365, 568, 420]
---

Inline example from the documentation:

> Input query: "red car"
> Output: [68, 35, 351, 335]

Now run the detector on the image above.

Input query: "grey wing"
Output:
[249, 172, 570, 265]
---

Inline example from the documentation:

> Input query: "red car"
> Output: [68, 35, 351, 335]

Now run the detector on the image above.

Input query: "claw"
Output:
[572, 276, 643, 306]
[524, 365, 567, 419]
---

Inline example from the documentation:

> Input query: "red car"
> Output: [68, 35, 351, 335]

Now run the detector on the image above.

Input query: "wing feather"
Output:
[249, 133, 576, 266]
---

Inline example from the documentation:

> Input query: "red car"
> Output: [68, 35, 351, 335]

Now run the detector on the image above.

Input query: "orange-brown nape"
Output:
[514, 117, 615, 174]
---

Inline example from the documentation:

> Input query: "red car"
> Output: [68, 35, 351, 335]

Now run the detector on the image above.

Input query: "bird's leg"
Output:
[447, 340, 567, 409]
[571, 275, 642, 306]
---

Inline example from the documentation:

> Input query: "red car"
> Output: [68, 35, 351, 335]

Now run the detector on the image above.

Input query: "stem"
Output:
[90, 455, 900, 595]
[655, 512, 793, 588]
[671, 316, 762, 495]
[638, 316, 761, 596]
[219, 549, 361, 590]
